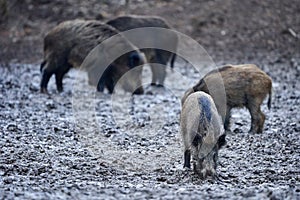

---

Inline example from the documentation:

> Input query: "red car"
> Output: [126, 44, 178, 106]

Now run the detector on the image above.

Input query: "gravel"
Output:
[0, 58, 299, 199]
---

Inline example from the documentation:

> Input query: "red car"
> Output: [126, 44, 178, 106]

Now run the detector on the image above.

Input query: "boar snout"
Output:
[197, 166, 217, 179]
[194, 154, 218, 179]
[128, 51, 146, 68]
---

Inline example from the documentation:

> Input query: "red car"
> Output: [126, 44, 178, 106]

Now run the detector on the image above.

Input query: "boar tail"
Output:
[267, 88, 272, 110]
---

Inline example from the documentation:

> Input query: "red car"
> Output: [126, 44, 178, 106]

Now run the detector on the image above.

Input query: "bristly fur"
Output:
[40, 19, 145, 94]
[186, 64, 273, 133]
[180, 91, 225, 178]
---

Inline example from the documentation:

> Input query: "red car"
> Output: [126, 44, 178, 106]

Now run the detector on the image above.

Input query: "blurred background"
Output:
[0, 0, 299, 65]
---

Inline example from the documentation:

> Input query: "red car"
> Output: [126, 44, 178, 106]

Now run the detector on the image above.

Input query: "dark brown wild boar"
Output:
[106, 15, 178, 86]
[182, 64, 272, 133]
[40, 19, 146, 94]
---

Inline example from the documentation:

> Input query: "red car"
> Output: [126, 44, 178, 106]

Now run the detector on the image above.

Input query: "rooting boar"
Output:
[180, 91, 226, 179]
[40, 20, 146, 94]
[106, 15, 178, 86]
[182, 64, 272, 133]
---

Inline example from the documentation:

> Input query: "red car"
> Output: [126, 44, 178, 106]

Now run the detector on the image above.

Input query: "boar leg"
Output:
[97, 69, 110, 92]
[156, 66, 166, 87]
[148, 52, 158, 86]
[248, 110, 257, 133]
[247, 97, 266, 133]
[105, 77, 114, 94]
[150, 51, 167, 86]
[97, 77, 106, 92]
[55, 71, 65, 92]
[55, 65, 71, 92]
[41, 69, 53, 93]
[247, 104, 260, 133]
[257, 109, 265, 133]
[150, 64, 166, 87]
[155, 50, 168, 87]
[55, 73, 63, 92]
[224, 107, 232, 131]
[184, 149, 191, 168]
[150, 64, 158, 86]
[155, 49, 172, 87]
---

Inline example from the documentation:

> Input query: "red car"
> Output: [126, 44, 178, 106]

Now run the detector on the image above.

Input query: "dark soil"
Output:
[0, 0, 299, 199]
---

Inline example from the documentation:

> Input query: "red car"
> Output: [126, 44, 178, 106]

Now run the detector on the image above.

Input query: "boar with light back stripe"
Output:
[181, 91, 226, 179]
[40, 20, 145, 94]
[182, 64, 272, 133]
[106, 15, 178, 86]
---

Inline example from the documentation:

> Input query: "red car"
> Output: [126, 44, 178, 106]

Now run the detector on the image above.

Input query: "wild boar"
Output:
[182, 64, 272, 133]
[181, 91, 226, 179]
[40, 19, 146, 94]
[106, 15, 178, 86]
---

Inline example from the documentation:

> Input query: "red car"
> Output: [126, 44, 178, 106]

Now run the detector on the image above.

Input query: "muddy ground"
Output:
[0, 0, 300, 199]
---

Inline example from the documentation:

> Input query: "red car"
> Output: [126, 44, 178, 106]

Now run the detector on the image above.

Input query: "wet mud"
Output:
[0, 60, 299, 199]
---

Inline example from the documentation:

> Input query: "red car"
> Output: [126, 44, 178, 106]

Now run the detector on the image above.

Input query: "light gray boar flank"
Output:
[180, 91, 226, 179]
[106, 15, 178, 86]
[182, 64, 272, 133]
[40, 20, 145, 94]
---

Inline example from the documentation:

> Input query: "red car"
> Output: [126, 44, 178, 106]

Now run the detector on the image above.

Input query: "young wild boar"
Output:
[40, 19, 146, 94]
[106, 15, 178, 86]
[181, 91, 226, 179]
[182, 64, 272, 133]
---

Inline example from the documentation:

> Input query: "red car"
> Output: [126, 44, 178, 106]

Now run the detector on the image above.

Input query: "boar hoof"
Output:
[248, 128, 256, 134]
[183, 167, 192, 173]
[40, 88, 48, 94]
[57, 87, 63, 93]
[156, 84, 164, 88]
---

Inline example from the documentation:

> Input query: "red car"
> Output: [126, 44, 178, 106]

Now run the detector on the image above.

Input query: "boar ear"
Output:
[192, 134, 202, 146]
[218, 134, 226, 148]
